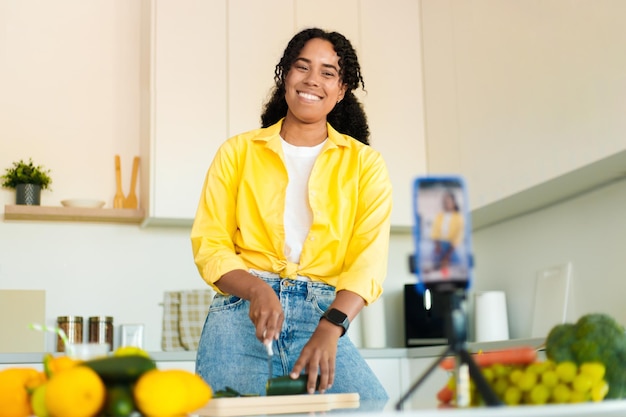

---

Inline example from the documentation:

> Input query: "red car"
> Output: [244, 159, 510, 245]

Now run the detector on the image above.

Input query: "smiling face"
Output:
[283, 38, 347, 126]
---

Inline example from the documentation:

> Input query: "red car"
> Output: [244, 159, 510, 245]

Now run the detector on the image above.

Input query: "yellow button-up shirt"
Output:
[190, 120, 392, 304]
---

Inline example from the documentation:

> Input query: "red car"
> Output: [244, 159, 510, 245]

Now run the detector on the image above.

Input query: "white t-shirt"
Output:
[281, 138, 326, 263]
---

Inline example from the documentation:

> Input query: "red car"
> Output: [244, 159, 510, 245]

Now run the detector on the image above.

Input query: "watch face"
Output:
[327, 309, 348, 323]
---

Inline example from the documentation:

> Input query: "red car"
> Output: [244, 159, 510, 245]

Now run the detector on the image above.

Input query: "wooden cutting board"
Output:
[195, 393, 360, 417]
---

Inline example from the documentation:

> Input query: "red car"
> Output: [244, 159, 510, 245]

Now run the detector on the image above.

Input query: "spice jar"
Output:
[57, 316, 83, 352]
[88, 316, 114, 350]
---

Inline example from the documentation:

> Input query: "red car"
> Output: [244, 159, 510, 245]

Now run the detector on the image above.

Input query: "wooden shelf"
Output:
[3, 205, 145, 224]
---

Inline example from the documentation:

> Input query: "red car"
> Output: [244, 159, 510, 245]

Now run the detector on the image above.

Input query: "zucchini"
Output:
[82, 354, 156, 384]
[266, 374, 320, 396]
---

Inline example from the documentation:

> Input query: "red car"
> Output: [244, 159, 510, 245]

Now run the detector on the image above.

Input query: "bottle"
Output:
[57, 316, 83, 352]
[88, 316, 114, 350]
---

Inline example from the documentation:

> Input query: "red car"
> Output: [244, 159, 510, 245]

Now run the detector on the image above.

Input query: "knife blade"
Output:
[264, 340, 274, 380]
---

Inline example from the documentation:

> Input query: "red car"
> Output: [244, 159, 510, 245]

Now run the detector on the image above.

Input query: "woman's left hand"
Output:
[290, 319, 343, 394]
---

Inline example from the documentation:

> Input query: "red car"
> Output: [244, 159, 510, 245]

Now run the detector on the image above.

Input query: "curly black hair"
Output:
[260, 28, 370, 145]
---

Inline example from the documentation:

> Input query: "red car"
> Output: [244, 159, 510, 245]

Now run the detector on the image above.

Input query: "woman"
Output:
[191, 28, 392, 401]
[430, 191, 464, 273]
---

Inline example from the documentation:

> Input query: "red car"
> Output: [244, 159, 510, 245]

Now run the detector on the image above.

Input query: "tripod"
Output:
[395, 288, 502, 410]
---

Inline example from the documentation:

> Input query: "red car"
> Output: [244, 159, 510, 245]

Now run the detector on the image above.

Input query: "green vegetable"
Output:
[103, 384, 136, 417]
[266, 374, 320, 396]
[545, 313, 626, 399]
[82, 354, 156, 384]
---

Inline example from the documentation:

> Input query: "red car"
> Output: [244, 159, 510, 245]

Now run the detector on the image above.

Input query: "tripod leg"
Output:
[394, 346, 452, 410]
[458, 349, 503, 406]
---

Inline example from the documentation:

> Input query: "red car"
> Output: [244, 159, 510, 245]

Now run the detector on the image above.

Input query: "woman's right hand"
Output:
[248, 282, 284, 343]
[214, 269, 284, 344]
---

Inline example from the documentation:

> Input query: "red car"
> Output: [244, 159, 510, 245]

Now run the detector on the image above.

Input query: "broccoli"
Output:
[545, 313, 626, 399]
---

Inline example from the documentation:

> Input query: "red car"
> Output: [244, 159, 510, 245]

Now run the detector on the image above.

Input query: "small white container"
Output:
[66, 343, 110, 360]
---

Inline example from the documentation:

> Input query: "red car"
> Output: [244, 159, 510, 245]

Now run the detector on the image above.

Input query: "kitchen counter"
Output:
[0, 338, 545, 364]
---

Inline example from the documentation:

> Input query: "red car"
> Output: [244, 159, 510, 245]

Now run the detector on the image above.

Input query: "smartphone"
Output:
[410, 176, 473, 294]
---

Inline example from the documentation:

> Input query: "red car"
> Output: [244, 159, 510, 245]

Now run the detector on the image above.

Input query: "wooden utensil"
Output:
[123, 156, 140, 209]
[113, 155, 125, 208]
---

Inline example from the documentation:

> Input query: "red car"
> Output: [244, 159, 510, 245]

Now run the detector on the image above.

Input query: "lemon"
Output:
[134, 369, 212, 417]
[45, 366, 105, 417]
[114, 346, 151, 358]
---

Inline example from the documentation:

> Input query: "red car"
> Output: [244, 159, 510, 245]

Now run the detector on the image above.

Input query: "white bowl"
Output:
[61, 199, 106, 208]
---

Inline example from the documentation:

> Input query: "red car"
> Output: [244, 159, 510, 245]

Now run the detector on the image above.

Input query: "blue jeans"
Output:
[195, 274, 389, 402]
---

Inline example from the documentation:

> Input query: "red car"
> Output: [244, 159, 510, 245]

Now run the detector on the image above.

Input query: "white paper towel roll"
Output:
[360, 297, 387, 348]
[474, 291, 509, 342]
[347, 311, 364, 348]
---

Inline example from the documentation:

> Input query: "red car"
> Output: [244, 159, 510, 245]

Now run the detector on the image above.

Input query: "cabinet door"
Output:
[143, 0, 227, 222]
[227, 0, 294, 136]
[360, 0, 427, 227]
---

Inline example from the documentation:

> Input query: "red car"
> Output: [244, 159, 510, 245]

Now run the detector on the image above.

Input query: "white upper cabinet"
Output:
[142, 0, 426, 227]
[141, 0, 227, 224]
[360, 0, 427, 227]
[421, 0, 626, 228]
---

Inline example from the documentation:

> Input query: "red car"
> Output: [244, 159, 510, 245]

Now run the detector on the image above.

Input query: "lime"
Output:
[104, 384, 135, 417]
[31, 384, 50, 417]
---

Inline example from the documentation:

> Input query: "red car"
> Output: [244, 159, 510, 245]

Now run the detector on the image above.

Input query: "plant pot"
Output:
[16, 183, 41, 205]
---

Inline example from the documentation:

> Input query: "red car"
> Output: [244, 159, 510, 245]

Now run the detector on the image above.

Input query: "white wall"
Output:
[471, 177, 626, 339]
[0, 0, 417, 351]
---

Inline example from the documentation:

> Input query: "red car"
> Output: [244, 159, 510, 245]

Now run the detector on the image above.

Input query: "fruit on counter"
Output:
[103, 384, 136, 417]
[82, 354, 157, 384]
[0, 352, 212, 417]
[113, 345, 151, 358]
[30, 384, 50, 417]
[133, 369, 213, 417]
[439, 346, 538, 371]
[0, 367, 45, 417]
[437, 359, 609, 406]
[266, 374, 321, 396]
[45, 366, 106, 417]
[545, 313, 626, 399]
[43, 353, 81, 378]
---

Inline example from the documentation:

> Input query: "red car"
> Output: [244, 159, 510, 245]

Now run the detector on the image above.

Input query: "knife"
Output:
[264, 339, 274, 381]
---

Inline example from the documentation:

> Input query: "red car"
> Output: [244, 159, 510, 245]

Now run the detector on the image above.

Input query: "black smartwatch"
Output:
[320, 308, 350, 336]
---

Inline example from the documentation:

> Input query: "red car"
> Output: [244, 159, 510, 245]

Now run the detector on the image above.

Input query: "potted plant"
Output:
[1, 158, 52, 205]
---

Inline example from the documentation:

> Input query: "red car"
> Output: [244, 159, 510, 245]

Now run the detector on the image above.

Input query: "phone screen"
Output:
[412, 176, 472, 292]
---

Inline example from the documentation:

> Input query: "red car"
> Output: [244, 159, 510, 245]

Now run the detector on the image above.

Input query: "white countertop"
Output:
[0, 338, 545, 364]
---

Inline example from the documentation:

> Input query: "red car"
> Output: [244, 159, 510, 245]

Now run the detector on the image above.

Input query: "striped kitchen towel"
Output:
[161, 289, 214, 351]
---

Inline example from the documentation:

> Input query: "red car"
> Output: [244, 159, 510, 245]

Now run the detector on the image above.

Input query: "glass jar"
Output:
[88, 316, 114, 350]
[57, 316, 83, 352]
